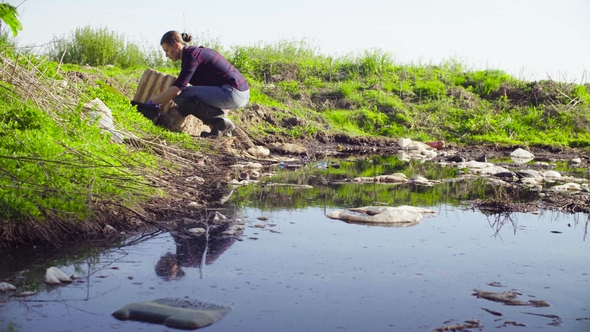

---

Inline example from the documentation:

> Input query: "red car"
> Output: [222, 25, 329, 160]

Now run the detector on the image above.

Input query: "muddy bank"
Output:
[2, 130, 590, 249]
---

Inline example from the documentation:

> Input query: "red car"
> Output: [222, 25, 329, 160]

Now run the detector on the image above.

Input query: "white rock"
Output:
[510, 148, 535, 159]
[185, 176, 205, 183]
[328, 205, 435, 226]
[398, 138, 411, 149]
[245, 162, 264, 169]
[477, 166, 510, 175]
[571, 157, 582, 164]
[102, 225, 117, 234]
[543, 171, 562, 182]
[247, 146, 270, 157]
[0, 282, 16, 292]
[187, 202, 200, 208]
[521, 177, 540, 186]
[551, 182, 582, 192]
[213, 211, 227, 221]
[458, 161, 494, 169]
[375, 174, 408, 183]
[187, 228, 206, 236]
[45, 267, 73, 284]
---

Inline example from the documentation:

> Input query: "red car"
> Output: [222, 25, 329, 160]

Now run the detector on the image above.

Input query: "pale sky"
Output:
[10, 0, 590, 82]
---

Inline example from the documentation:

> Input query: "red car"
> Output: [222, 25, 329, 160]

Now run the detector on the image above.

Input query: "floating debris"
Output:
[112, 298, 231, 330]
[522, 312, 563, 326]
[487, 281, 504, 287]
[501, 320, 527, 327]
[432, 318, 482, 332]
[472, 289, 550, 307]
[482, 308, 503, 316]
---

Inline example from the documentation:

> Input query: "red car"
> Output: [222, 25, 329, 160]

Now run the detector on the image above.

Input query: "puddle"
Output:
[1, 156, 589, 331]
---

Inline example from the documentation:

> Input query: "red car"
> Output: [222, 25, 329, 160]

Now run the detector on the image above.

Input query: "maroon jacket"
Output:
[172, 46, 249, 92]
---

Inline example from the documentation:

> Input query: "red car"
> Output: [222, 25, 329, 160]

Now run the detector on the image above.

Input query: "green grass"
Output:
[0, 29, 589, 245]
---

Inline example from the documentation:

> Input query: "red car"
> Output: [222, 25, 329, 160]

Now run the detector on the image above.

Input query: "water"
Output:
[1, 157, 589, 331]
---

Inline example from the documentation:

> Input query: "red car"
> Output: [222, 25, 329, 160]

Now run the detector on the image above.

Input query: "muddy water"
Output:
[1, 158, 589, 331]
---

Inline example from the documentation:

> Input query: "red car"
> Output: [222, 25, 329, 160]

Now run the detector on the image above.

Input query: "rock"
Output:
[0, 282, 16, 292]
[212, 212, 227, 221]
[375, 174, 408, 183]
[247, 146, 270, 157]
[571, 157, 582, 164]
[543, 170, 562, 182]
[102, 224, 117, 235]
[45, 266, 73, 284]
[510, 148, 535, 159]
[187, 202, 200, 209]
[187, 228, 206, 236]
[328, 205, 435, 226]
[112, 298, 231, 329]
[14, 291, 36, 297]
[550, 182, 582, 192]
[397, 138, 411, 149]
[266, 142, 308, 155]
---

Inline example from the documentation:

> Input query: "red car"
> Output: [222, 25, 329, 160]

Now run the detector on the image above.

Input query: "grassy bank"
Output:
[0, 27, 589, 247]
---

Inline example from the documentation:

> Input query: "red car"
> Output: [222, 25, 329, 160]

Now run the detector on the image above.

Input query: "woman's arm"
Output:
[150, 86, 181, 105]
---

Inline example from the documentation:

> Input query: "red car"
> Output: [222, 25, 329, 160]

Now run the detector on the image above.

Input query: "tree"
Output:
[0, 3, 23, 36]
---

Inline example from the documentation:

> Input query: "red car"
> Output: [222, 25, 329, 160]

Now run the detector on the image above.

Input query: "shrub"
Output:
[47, 26, 163, 68]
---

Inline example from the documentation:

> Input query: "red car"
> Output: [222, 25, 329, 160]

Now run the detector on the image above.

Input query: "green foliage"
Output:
[460, 69, 514, 95]
[0, 99, 152, 221]
[0, 3, 22, 36]
[47, 26, 164, 68]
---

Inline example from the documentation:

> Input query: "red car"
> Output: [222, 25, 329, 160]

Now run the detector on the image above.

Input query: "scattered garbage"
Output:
[112, 298, 231, 330]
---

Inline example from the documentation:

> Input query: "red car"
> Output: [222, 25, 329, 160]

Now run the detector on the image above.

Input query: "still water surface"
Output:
[1, 157, 589, 331]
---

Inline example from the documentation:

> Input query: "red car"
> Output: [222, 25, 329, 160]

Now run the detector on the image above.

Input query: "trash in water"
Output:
[112, 298, 231, 330]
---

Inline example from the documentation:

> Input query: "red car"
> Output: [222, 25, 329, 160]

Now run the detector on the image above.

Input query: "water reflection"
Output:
[155, 210, 244, 280]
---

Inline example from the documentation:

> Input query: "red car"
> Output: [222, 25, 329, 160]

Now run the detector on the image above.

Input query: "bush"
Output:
[47, 26, 164, 68]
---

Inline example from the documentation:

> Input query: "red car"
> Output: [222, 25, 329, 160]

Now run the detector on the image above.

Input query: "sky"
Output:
[9, 0, 590, 82]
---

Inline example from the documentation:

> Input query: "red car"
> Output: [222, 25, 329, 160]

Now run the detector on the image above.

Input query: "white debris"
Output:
[510, 148, 535, 159]
[185, 176, 205, 184]
[328, 205, 435, 226]
[187, 228, 206, 236]
[543, 171, 562, 182]
[0, 282, 16, 292]
[247, 146, 270, 157]
[397, 138, 411, 149]
[45, 267, 73, 285]
[550, 182, 582, 192]
[477, 166, 511, 175]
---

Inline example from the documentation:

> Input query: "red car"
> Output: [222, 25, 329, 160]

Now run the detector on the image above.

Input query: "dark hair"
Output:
[160, 31, 193, 46]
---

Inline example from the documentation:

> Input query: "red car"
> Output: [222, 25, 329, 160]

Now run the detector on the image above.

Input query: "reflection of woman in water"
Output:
[155, 252, 186, 280]
[155, 217, 243, 280]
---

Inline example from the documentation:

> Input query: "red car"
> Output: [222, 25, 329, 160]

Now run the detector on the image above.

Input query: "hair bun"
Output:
[181, 32, 193, 43]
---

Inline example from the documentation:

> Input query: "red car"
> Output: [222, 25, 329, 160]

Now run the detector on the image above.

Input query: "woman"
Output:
[147, 31, 250, 137]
